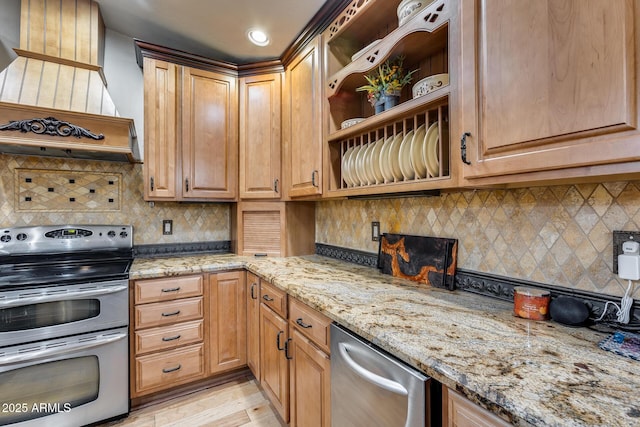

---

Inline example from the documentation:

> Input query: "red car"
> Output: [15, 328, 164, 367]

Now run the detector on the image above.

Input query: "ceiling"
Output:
[95, 0, 329, 64]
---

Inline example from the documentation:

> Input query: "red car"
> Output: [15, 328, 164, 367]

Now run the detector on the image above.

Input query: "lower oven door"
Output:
[0, 280, 128, 347]
[0, 327, 128, 426]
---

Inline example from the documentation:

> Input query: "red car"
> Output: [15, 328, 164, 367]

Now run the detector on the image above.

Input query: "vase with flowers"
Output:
[356, 56, 418, 114]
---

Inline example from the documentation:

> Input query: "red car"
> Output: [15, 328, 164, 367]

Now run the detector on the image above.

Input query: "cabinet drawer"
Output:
[260, 280, 287, 318]
[135, 297, 203, 329]
[134, 275, 203, 304]
[289, 298, 331, 353]
[134, 320, 204, 355]
[135, 343, 205, 394]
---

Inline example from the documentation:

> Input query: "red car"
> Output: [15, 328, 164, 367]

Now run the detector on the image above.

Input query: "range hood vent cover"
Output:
[0, 0, 139, 162]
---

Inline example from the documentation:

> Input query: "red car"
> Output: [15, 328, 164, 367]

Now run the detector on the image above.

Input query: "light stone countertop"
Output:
[131, 254, 640, 427]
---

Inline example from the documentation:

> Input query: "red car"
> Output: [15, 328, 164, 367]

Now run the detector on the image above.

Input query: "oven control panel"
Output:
[0, 225, 133, 254]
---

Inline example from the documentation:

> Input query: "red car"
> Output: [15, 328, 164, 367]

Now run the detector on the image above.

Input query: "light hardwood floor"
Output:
[100, 377, 286, 427]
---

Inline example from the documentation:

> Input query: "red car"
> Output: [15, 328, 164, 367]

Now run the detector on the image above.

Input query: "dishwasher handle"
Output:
[338, 342, 408, 396]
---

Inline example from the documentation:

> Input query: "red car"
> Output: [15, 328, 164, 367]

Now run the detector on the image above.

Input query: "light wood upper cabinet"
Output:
[459, 0, 640, 184]
[143, 58, 178, 200]
[239, 73, 282, 199]
[182, 67, 238, 199]
[284, 35, 324, 198]
[208, 271, 246, 375]
[143, 57, 238, 201]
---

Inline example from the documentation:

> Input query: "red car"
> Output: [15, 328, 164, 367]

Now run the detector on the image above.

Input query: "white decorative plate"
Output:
[362, 143, 376, 185]
[423, 122, 439, 177]
[388, 133, 404, 181]
[342, 146, 355, 187]
[370, 138, 385, 184]
[379, 136, 394, 183]
[340, 118, 365, 129]
[412, 73, 450, 99]
[399, 130, 415, 180]
[409, 124, 427, 178]
[355, 144, 369, 186]
[350, 145, 363, 186]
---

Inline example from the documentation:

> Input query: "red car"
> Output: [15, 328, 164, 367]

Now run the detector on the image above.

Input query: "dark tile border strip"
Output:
[315, 243, 378, 267]
[134, 240, 230, 258]
[316, 243, 638, 329]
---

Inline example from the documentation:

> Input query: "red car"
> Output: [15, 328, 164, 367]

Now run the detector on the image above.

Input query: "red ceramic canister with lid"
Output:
[513, 287, 550, 320]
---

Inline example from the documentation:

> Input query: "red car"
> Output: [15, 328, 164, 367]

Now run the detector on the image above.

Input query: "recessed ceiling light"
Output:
[247, 29, 269, 47]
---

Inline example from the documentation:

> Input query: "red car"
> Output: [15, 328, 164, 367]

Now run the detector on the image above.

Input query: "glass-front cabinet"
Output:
[323, 0, 458, 197]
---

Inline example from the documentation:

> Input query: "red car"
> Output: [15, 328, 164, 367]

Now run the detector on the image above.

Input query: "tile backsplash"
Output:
[316, 182, 640, 299]
[0, 154, 230, 245]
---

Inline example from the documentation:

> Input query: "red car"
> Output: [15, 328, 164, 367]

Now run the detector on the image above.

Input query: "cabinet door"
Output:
[289, 329, 330, 427]
[260, 303, 289, 422]
[246, 272, 261, 380]
[460, 0, 639, 181]
[182, 67, 238, 199]
[143, 57, 178, 200]
[446, 387, 510, 427]
[209, 271, 246, 374]
[239, 73, 282, 199]
[284, 36, 323, 198]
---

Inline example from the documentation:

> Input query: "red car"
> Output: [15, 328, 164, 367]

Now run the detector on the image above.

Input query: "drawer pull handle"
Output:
[161, 310, 181, 317]
[461, 132, 472, 165]
[296, 318, 312, 329]
[162, 334, 181, 342]
[263, 295, 274, 302]
[161, 287, 181, 293]
[162, 364, 182, 374]
[250, 283, 258, 299]
[284, 338, 293, 360]
[276, 331, 285, 351]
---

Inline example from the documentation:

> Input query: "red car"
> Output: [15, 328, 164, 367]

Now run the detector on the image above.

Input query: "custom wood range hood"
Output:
[0, 0, 139, 162]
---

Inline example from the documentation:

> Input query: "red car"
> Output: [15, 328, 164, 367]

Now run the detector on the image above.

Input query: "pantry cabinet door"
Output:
[460, 0, 639, 181]
[182, 67, 238, 200]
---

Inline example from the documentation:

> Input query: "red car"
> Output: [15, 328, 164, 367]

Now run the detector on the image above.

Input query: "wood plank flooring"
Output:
[99, 377, 286, 427]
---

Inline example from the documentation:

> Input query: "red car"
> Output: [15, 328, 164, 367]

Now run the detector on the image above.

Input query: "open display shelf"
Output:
[323, 0, 453, 196]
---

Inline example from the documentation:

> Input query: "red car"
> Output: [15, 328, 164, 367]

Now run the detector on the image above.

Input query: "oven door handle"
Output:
[0, 285, 128, 308]
[0, 332, 127, 366]
[338, 342, 408, 396]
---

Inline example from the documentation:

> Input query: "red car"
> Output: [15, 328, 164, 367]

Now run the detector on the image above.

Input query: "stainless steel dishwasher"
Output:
[331, 323, 430, 427]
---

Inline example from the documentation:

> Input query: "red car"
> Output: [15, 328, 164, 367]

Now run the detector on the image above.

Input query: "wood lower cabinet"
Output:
[131, 275, 207, 397]
[259, 281, 290, 422]
[246, 273, 261, 380]
[288, 298, 331, 427]
[444, 387, 511, 427]
[208, 271, 246, 375]
[459, 0, 640, 185]
[142, 55, 238, 201]
[283, 35, 324, 198]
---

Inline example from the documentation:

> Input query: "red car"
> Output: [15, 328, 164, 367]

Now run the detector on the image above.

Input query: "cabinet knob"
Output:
[461, 132, 472, 165]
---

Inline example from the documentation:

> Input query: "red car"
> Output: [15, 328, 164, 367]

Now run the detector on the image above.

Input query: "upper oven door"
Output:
[0, 280, 128, 347]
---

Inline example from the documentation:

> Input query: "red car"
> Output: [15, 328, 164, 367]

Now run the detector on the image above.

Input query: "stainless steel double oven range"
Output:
[0, 225, 133, 426]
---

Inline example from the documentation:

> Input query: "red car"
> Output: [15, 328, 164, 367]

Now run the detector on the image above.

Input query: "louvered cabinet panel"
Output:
[242, 210, 282, 256]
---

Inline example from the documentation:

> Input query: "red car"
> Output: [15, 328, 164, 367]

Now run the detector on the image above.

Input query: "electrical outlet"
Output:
[371, 221, 380, 241]
[613, 230, 640, 274]
[163, 220, 173, 235]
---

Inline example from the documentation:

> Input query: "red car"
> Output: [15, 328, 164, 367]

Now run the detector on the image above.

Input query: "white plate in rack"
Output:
[355, 144, 369, 185]
[379, 136, 394, 183]
[370, 138, 385, 184]
[409, 124, 427, 178]
[342, 146, 355, 187]
[423, 122, 439, 177]
[362, 142, 376, 185]
[388, 133, 404, 182]
[399, 130, 415, 180]
[349, 145, 363, 186]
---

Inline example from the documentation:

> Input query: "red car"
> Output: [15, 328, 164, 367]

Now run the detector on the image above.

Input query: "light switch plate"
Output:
[163, 219, 173, 235]
[371, 221, 380, 241]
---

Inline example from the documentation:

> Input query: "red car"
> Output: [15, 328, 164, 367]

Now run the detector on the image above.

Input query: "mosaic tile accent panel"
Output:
[316, 182, 640, 299]
[0, 154, 230, 245]
[16, 169, 121, 211]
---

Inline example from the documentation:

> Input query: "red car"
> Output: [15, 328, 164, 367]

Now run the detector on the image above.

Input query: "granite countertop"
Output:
[131, 254, 640, 427]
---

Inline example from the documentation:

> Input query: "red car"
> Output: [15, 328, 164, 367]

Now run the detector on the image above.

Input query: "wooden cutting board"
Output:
[377, 233, 458, 290]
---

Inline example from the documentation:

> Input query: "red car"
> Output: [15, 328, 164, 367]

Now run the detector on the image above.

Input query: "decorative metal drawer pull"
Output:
[161, 287, 181, 293]
[296, 318, 313, 328]
[161, 310, 181, 317]
[262, 295, 274, 302]
[162, 364, 182, 373]
[161, 334, 182, 342]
